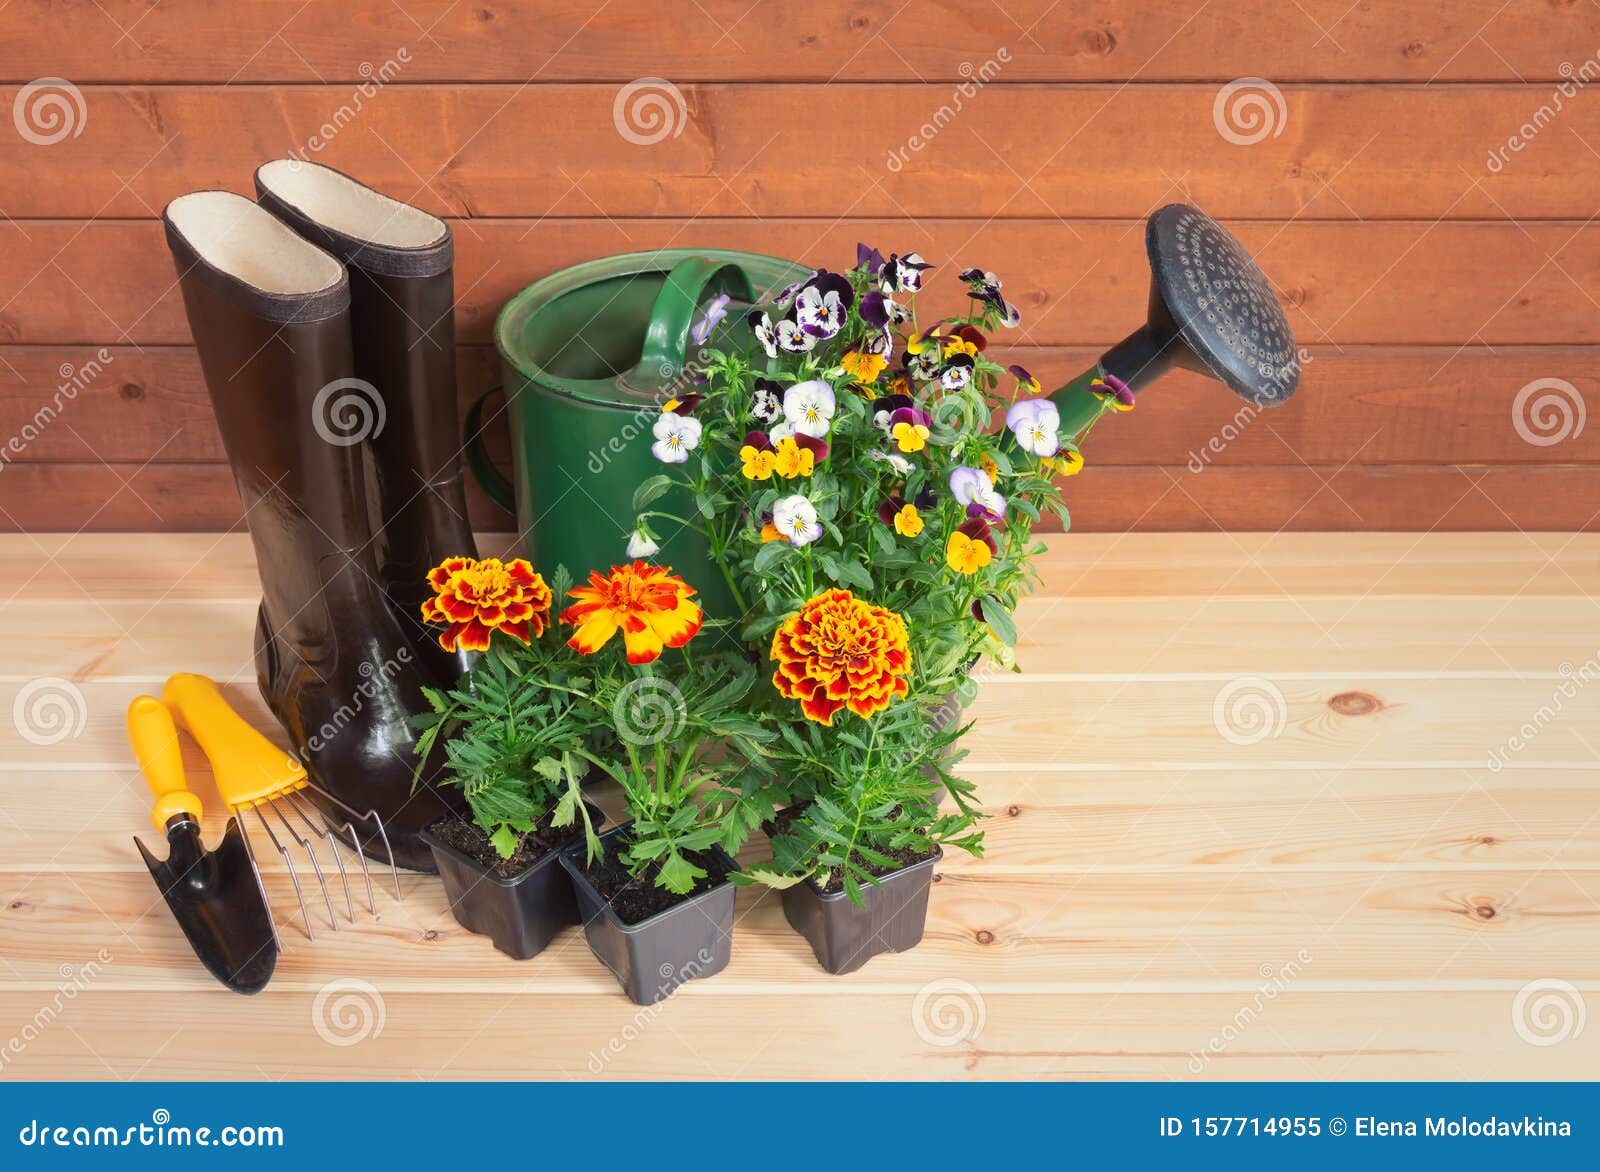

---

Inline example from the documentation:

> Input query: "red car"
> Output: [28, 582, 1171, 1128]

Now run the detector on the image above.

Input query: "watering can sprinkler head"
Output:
[1050, 203, 1300, 434]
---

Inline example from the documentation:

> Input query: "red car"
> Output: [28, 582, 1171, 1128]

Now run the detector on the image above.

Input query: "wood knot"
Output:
[422, 929, 440, 942]
[119, 382, 145, 401]
[474, 7, 494, 21]
[8, 900, 28, 911]
[1025, 289, 1048, 307]
[800, 33, 817, 46]
[1475, 904, 1497, 920]
[1329, 691, 1381, 716]
[1281, 285, 1308, 308]
[1480, 835, 1496, 846]
[1006, 804, 1021, 818]
[931, 872, 942, 884]
[1081, 28, 1117, 56]
[1403, 40, 1426, 59]
[849, 13, 872, 31]
[975, 929, 995, 945]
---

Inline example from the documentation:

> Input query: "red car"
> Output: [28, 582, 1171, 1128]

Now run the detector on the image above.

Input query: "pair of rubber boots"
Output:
[163, 161, 477, 872]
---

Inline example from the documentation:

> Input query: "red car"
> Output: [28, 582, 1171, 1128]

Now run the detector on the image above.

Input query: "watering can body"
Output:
[470, 249, 811, 615]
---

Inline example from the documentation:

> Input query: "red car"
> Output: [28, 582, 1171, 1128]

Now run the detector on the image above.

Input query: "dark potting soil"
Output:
[764, 804, 938, 895]
[574, 836, 732, 926]
[431, 813, 584, 879]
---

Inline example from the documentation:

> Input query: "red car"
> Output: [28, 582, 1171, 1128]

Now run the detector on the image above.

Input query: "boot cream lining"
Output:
[167, 191, 345, 295]
[256, 159, 447, 250]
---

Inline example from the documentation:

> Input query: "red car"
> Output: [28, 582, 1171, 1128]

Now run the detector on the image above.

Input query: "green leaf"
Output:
[488, 824, 520, 859]
[632, 474, 675, 512]
[979, 595, 1018, 647]
[657, 849, 707, 895]
[752, 540, 788, 576]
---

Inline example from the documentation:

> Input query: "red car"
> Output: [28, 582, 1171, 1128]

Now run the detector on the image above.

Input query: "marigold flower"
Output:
[422, 556, 552, 652]
[770, 589, 912, 724]
[840, 349, 888, 383]
[560, 561, 703, 665]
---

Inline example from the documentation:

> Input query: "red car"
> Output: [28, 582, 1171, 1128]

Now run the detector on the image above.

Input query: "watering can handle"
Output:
[637, 255, 756, 383]
[464, 385, 516, 516]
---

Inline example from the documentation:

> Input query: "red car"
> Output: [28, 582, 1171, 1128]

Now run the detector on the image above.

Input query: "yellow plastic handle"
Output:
[160, 673, 307, 809]
[126, 694, 203, 832]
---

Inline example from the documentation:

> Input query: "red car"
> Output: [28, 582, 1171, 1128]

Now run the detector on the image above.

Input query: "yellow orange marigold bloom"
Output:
[740, 444, 776, 480]
[770, 589, 912, 725]
[946, 530, 993, 575]
[840, 349, 887, 383]
[561, 561, 703, 665]
[422, 556, 552, 652]
[772, 436, 815, 479]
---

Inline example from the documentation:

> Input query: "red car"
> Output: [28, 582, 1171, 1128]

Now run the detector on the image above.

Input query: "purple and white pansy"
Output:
[784, 380, 836, 438]
[691, 293, 731, 346]
[651, 412, 702, 464]
[1005, 398, 1061, 458]
[959, 267, 1022, 327]
[750, 379, 783, 423]
[772, 494, 822, 546]
[881, 252, 932, 294]
[949, 464, 1007, 521]
[776, 318, 816, 353]
[750, 311, 778, 358]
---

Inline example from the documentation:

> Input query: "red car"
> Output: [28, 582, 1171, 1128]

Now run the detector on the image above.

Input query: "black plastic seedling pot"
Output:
[421, 804, 604, 961]
[781, 847, 943, 975]
[560, 822, 738, 1005]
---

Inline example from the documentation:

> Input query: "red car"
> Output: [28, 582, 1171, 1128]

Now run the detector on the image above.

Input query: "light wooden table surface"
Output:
[2, 532, 1597, 1081]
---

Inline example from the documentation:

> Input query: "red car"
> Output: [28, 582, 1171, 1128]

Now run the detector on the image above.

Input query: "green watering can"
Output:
[468, 206, 1299, 611]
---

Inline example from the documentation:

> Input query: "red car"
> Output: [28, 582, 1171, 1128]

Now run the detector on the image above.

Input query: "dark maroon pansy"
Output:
[956, 514, 999, 553]
[742, 430, 774, 452]
[793, 433, 830, 462]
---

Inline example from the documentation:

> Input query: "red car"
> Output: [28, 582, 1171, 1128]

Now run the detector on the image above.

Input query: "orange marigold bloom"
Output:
[560, 561, 703, 665]
[421, 556, 552, 652]
[770, 589, 912, 725]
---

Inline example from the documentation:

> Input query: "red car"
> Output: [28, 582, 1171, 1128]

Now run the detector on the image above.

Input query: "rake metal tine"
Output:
[286, 790, 354, 923]
[231, 811, 282, 952]
[331, 817, 379, 916]
[253, 802, 313, 941]
[304, 781, 401, 904]
[268, 797, 338, 931]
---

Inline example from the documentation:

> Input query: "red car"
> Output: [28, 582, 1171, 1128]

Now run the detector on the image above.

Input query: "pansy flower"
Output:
[958, 267, 1021, 327]
[881, 252, 932, 294]
[946, 516, 998, 576]
[772, 436, 816, 479]
[783, 380, 836, 438]
[759, 512, 784, 543]
[750, 380, 782, 423]
[979, 452, 1000, 483]
[1008, 363, 1041, 394]
[1041, 448, 1085, 477]
[750, 311, 778, 358]
[877, 496, 924, 538]
[1094, 374, 1135, 411]
[943, 335, 979, 361]
[740, 431, 777, 480]
[772, 494, 822, 546]
[950, 324, 988, 352]
[796, 285, 846, 340]
[888, 406, 931, 454]
[626, 529, 660, 558]
[663, 392, 703, 415]
[940, 352, 975, 391]
[859, 290, 890, 329]
[841, 348, 888, 383]
[651, 411, 701, 464]
[856, 243, 885, 276]
[776, 317, 816, 353]
[871, 392, 913, 433]
[691, 293, 731, 345]
[949, 464, 1006, 521]
[1005, 398, 1061, 458]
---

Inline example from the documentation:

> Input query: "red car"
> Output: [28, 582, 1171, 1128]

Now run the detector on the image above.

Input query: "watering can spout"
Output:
[1047, 203, 1301, 443]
